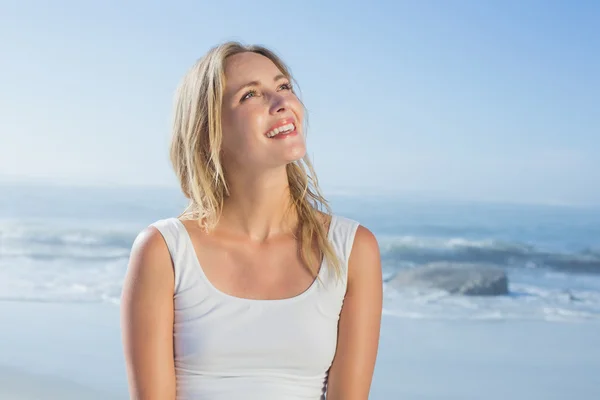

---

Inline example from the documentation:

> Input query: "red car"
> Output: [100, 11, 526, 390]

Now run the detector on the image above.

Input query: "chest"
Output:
[184, 225, 320, 301]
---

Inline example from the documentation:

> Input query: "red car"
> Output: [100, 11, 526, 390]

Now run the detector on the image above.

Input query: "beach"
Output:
[1, 301, 599, 399]
[0, 301, 127, 399]
[1, 188, 600, 399]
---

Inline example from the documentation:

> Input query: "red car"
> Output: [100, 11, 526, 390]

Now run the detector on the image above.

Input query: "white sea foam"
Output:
[2, 218, 600, 322]
[382, 274, 600, 322]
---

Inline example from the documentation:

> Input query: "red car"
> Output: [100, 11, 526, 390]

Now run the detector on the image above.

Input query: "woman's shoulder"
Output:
[319, 212, 361, 240]
[121, 223, 176, 305]
[346, 220, 380, 283]
[125, 218, 182, 286]
[128, 223, 175, 274]
[321, 212, 378, 265]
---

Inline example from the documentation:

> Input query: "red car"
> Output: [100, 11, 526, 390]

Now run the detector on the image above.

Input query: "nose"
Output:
[269, 92, 290, 115]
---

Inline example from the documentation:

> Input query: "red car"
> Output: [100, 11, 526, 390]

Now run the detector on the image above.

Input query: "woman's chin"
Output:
[283, 145, 307, 163]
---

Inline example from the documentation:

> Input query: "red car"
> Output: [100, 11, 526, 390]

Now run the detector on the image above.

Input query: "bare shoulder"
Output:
[132, 225, 171, 256]
[121, 225, 175, 314]
[125, 226, 175, 287]
[348, 225, 381, 278]
[352, 225, 380, 254]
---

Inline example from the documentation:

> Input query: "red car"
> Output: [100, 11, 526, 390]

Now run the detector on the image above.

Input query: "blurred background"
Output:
[1, 1, 599, 399]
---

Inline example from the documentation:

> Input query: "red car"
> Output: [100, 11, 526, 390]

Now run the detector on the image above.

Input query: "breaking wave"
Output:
[381, 236, 600, 274]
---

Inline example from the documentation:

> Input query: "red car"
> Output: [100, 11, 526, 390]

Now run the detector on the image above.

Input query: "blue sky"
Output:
[1, 0, 598, 206]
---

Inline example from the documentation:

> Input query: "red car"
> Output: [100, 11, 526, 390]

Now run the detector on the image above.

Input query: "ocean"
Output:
[1, 183, 600, 399]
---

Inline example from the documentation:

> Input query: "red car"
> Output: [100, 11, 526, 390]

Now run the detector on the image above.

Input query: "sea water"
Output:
[2, 185, 599, 322]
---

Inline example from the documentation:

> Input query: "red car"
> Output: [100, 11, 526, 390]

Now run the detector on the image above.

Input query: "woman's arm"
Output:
[120, 227, 177, 400]
[326, 225, 383, 400]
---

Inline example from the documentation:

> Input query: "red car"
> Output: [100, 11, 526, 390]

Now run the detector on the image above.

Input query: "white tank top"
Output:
[150, 214, 360, 400]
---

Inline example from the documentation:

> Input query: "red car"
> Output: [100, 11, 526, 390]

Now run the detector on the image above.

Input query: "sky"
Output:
[1, 0, 599, 206]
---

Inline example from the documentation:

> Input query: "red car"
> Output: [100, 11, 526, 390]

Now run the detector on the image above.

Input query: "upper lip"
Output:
[265, 117, 296, 135]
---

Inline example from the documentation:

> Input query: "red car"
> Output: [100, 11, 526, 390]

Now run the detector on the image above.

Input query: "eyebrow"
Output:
[234, 74, 288, 94]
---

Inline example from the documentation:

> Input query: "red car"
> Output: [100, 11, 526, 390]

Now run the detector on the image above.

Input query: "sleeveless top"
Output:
[150, 215, 360, 400]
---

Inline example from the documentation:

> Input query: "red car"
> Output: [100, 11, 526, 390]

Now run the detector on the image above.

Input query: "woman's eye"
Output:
[279, 82, 293, 91]
[241, 90, 257, 102]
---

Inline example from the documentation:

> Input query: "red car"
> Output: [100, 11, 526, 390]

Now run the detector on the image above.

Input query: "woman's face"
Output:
[220, 52, 306, 172]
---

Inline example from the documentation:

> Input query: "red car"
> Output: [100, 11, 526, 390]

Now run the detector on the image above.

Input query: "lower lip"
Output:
[269, 127, 298, 140]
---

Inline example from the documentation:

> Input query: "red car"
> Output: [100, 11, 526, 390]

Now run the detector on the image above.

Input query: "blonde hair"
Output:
[169, 41, 341, 279]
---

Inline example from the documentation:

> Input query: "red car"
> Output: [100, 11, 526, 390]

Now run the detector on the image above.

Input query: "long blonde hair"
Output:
[170, 41, 341, 279]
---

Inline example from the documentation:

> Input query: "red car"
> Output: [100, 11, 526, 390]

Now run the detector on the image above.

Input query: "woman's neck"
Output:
[219, 166, 297, 242]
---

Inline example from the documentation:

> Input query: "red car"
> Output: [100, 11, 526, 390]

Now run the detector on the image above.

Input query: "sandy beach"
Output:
[0, 301, 128, 399]
[1, 300, 599, 399]
[0, 365, 113, 400]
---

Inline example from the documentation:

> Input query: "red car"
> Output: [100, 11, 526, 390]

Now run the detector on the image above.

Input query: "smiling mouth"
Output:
[265, 123, 296, 138]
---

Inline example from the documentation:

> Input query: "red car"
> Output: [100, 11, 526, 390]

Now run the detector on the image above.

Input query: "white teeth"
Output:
[266, 123, 295, 138]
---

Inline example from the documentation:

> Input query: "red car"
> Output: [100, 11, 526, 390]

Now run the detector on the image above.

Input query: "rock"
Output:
[389, 262, 509, 296]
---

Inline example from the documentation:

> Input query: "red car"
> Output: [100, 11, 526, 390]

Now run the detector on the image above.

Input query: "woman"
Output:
[120, 41, 382, 400]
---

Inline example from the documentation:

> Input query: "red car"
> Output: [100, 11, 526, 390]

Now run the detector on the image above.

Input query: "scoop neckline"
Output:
[173, 215, 336, 304]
